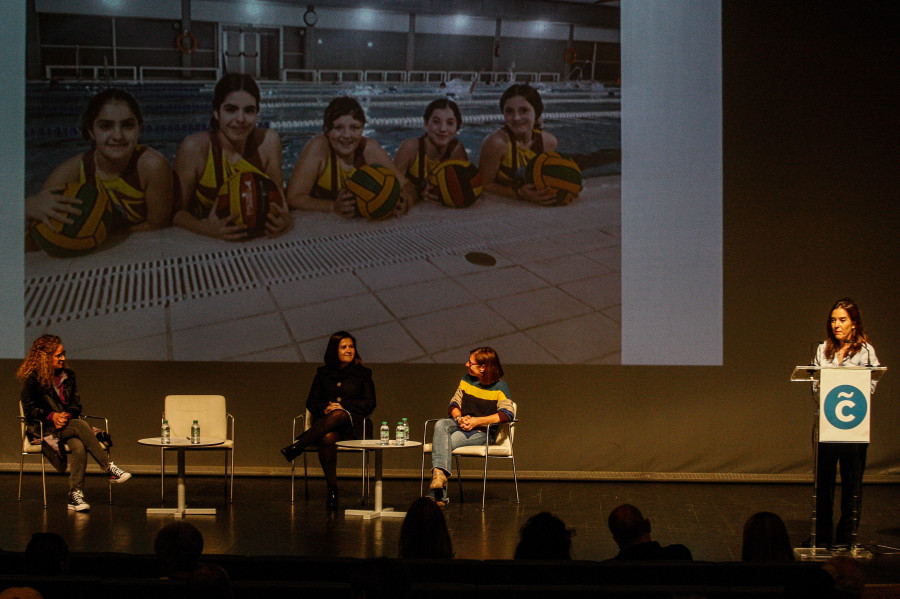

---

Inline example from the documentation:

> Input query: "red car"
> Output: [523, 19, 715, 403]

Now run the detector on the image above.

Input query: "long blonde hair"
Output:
[17, 335, 62, 388]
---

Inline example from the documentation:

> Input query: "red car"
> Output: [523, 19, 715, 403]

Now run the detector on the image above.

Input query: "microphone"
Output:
[862, 341, 873, 367]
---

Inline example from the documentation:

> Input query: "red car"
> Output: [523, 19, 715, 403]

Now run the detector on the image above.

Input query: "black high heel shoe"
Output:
[280, 440, 304, 463]
[326, 486, 339, 510]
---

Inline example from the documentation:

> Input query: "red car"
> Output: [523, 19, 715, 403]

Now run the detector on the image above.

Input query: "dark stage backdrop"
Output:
[1, 2, 897, 480]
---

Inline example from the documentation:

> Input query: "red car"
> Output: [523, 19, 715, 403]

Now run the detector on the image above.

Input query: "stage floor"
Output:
[3, 473, 899, 582]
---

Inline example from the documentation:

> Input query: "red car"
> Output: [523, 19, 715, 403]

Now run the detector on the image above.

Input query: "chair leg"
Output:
[290, 457, 295, 504]
[420, 448, 427, 496]
[481, 453, 490, 512]
[455, 455, 464, 503]
[303, 452, 309, 500]
[224, 449, 233, 503]
[41, 453, 47, 509]
[18, 452, 25, 502]
[511, 456, 520, 504]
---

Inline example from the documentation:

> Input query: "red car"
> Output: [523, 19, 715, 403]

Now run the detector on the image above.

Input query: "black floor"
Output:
[3, 472, 900, 581]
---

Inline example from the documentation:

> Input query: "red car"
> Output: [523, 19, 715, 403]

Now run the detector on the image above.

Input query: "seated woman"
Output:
[280, 331, 376, 510]
[18, 335, 131, 512]
[173, 73, 292, 240]
[286, 96, 413, 217]
[25, 88, 172, 240]
[393, 98, 468, 203]
[427, 347, 513, 506]
[478, 83, 559, 204]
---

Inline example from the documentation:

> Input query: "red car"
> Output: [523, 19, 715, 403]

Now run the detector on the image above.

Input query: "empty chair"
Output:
[160, 395, 234, 502]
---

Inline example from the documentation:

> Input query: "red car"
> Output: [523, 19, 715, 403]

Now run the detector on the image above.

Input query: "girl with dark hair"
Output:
[427, 347, 513, 506]
[280, 331, 376, 509]
[173, 73, 292, 240]
[286, 96, 413, 216]
[478, 83, 559, 204]
[18, 335, 131, 512]
[25, 88, 173, 238]
[393, 98, 468, 202]
[812, 297, 880, 549]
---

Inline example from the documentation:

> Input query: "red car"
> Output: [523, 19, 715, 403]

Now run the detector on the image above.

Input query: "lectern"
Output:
[790, 365, 886, 560]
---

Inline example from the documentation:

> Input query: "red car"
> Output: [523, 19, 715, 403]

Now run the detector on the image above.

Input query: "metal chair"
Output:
[160, 395, 234, 503]
[420, 401, 519, 510]
[17, 400, 113, 508]
[290, 409, 371, 504]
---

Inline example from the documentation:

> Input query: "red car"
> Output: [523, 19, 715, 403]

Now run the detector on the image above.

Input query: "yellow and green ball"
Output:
[31, 182, 113, 257]
[346, 164, 402, 220]
[523, 151, 583, 206]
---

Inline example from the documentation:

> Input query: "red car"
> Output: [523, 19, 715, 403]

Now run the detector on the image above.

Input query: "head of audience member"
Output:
[608, 503, 653, 549]
[351, 557, 411, 599]
[741, 511, 794, 562]
[25, 532, 69, 575]
[398, 497, 454, 559]
[187, 562, 234, 599]
[0, 588, 43, 599]
[209, 72, 260, 130]
[323, 330, 362, 368]
[514, 512, 574, 560]
[823, 556, 865, 599]
[154, 521, 204, 579]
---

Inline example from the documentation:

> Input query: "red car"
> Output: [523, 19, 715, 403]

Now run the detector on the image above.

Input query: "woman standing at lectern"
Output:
[812, 297, 880, 548]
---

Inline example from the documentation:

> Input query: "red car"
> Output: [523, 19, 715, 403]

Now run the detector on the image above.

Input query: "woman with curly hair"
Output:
[18, 335, 131, 512]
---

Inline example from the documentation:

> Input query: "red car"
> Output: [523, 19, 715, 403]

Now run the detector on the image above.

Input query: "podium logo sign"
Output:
[823, 385, 867, 430]
[819, 368, 871, 443]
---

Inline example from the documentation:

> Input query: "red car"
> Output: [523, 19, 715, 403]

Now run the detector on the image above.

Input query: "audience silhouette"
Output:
[607, 503, 693, 561]
[514, 512, 573, 560]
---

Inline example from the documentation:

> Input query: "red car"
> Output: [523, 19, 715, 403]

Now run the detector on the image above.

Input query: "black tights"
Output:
[295, 410, 352, 488]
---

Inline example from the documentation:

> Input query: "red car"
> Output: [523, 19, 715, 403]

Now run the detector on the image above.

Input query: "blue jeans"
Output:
[431, 418, 487, 476]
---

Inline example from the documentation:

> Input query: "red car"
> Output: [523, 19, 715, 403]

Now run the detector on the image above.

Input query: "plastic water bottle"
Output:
[190, 420, 200, 444]
[402, 418, 409, 443]
[396, 421, 405, 446]
[161, 418, 171, 445]
[379, 421, 390, 445]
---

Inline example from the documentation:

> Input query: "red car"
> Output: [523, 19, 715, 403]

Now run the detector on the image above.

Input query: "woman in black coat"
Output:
[281, 331, 376, 509]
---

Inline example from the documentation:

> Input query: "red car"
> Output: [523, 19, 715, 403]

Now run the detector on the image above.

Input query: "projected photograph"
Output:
[23, 3, 621, 364]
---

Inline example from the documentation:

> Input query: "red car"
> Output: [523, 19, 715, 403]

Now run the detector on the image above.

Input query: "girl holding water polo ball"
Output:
[173, 73, 292, 240]
[479, 84, 559, 204]
[286, 96, 414, 217]
[25, 88, 173, 240]
[393, 98, 469, 203]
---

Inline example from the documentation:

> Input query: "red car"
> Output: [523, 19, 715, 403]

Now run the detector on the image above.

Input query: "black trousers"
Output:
[815, 442, 867, 546]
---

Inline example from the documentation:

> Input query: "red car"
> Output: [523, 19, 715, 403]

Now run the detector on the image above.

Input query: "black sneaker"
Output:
[67, 489, 90, 512]
[106, 462, 131, 483]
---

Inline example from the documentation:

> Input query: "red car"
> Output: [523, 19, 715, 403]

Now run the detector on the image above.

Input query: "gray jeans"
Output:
[57, 418, 109, 492]
[431, 418, 487, 476]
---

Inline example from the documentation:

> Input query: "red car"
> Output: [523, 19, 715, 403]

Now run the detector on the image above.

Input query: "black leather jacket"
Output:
[21, 368, 82, 439]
